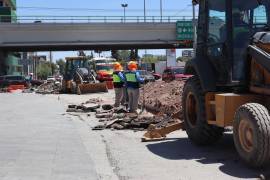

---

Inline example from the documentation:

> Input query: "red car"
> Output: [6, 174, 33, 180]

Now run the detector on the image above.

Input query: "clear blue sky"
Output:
[16, 0, 194, 61]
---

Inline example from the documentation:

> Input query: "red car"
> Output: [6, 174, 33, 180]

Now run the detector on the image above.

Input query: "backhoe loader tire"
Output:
[182, 76, 223, 145]
[233, 103, 270, 168]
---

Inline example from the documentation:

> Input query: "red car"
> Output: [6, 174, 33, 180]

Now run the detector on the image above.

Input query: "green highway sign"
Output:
[176, 21, 194, 41]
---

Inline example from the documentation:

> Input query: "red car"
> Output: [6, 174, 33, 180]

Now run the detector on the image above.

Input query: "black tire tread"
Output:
[234, 103, 270, 167]
[183, 76, 223, 145]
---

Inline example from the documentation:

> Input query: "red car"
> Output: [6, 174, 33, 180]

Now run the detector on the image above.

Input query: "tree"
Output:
[118, 50, 130, 61]
[156, 55, 166, 61]
[50, 62, 58, 75]
[177, 56, 192, 62]
[141, 54, 166, 63]
[142, 54, 158, 63]
[111, 50, 120, 60]
[130, 50, 135, 60]
[37, 62, 52, 80]
[130, 49, 139, 60]
[56, 59, 66, 75]
[135, 49, 139, 59]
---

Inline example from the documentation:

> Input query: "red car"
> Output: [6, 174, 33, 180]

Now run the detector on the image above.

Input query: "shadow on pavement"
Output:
[146, 133, 270, 179]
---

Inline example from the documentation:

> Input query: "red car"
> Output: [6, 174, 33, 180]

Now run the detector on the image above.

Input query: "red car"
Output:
[152, 72, 161, 80]
[95, 64, 113, 82]
[162, 67, 192, 81]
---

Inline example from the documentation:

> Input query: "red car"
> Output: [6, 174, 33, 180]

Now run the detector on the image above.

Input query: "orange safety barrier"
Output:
[7, 85, 25, 92]
[105, 81, 114, 89]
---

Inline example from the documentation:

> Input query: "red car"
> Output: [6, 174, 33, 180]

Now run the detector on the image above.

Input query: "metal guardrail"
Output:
[0, 15, 195, 23]
[0, 15, 265, 24]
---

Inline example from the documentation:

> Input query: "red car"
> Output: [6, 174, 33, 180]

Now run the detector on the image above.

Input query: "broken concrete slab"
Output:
[92, 125, 106, 130]
[105, 119, 124, 128]
[111, 123, 124, 130]
[96, 113, 113, 119]
[114, 107, 128, 114]
[82, 103, 100, 112]
[102, 104, 114, 111]
[68, 105, 77, 109]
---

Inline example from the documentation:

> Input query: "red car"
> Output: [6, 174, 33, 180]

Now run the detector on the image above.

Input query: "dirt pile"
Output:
[139, 80, 186, 119]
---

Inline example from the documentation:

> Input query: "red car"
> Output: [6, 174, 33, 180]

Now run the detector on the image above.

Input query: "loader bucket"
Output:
[78, 82, 108, 94]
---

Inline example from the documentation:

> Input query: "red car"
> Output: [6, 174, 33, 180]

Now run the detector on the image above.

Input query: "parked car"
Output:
[152, 72, 161, 80]
[46, 76, 56, 83]
[162, 66, 192, 81]
[0, 75, 28, 88]
[137, 70, 155, 83]
[55, 75, 63, 82]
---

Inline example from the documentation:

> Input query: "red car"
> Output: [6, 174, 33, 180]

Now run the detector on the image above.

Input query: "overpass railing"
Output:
[0, 15, 195, 23]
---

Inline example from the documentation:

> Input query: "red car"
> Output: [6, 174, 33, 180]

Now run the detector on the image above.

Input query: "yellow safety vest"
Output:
[113, 73, 121, 83]
[125, 72, 137, 82]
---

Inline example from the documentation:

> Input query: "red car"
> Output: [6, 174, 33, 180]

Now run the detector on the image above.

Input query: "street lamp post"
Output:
[144, 0, 146, 22]
[121, 4, 128, 22]
[160, 0, 163, 22]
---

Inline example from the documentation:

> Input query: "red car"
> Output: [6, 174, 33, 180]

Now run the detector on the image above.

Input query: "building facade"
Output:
[0, 0, 21, 76]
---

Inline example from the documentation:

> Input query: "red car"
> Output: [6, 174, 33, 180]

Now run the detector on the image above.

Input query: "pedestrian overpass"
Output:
[0, 16, 194, 51]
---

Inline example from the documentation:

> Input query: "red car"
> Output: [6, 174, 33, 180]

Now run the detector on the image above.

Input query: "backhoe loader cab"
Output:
[188, 0, 270, 87]
[183, 0, 270, 167]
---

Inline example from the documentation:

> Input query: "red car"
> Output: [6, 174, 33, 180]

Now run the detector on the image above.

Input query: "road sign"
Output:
[176, 21, 194, 41]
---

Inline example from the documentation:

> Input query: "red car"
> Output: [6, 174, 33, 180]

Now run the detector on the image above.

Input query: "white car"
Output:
[46, 76, 56, 83]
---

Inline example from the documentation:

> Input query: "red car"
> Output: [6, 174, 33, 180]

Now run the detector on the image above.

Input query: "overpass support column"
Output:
[0, 51, 7, 76]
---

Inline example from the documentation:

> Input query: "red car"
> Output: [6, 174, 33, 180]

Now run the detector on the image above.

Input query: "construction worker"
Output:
[125, 61, 144, 113]
[113, 62, 126, 108]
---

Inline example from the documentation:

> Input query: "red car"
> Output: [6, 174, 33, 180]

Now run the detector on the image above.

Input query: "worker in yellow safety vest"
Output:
[125, 61, 144, 113]
[113, 62, 126, 107]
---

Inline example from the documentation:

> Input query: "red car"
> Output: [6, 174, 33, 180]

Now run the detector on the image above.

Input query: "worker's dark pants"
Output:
[127, 88, 140, 113]
[114, 87, 125, 107]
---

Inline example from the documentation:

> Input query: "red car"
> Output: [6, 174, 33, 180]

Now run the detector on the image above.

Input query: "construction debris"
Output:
[0, 88, 7, 93]
[65, 80, 184, 133]
[66, 98, 103, 113]
[36, 82, 61, 94]
[102, 104, 114, 111]
[142, 121, 184, 142]
[139, 80, 185, 119]
[92, 106, 180, 131]
[22, 88, 35, 93]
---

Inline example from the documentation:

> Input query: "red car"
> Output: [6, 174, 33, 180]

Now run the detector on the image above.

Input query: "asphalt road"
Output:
[0, 92, 268, 180]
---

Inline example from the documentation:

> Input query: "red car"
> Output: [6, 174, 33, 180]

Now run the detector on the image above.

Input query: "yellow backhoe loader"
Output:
[143, 0, 270, 168]
[61, 56, 108, 94]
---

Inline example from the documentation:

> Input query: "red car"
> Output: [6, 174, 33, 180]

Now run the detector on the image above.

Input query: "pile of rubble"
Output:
[93, 107, 179, 131]
[66, 98, 103, 113]
[139, 80, 186, 119]
[66, 97, 179, 131]
[0, 88, 7, 93]
[36, 82, 61, 94]
[66, 80, 186, 131]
